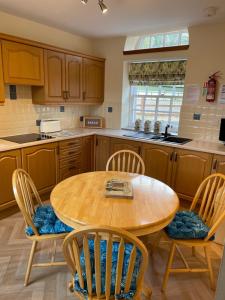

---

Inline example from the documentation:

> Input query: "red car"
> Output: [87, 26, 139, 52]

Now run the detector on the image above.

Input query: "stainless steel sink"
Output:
[162, 136, 192, 144]
[123, 132, 192, 144]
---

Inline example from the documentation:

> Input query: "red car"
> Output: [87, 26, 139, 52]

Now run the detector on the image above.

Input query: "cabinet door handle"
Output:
[213, 159, 218, 171]
[170, 152, 174, 161]
[68, 166, 76, 171]
[174, 152, 178, 162]
[63, 91, 67, 100]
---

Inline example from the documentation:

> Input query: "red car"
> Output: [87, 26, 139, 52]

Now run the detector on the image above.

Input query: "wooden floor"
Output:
[0, 211, 223, 300]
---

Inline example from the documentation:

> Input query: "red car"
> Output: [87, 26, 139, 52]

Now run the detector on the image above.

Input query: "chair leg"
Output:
[24, 240, 37, 286]
[204, 246, 215, 290]
[161, 242, 176, 292]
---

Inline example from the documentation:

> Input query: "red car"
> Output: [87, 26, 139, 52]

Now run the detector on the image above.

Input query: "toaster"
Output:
[40, 119, 61, 133]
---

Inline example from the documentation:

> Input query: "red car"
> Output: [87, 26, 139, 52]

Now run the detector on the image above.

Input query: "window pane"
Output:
[151, 34, 164, 48]
[165, 33, 179, 47]
[181, 32, 189, 45]
[129, 84, 184, 133]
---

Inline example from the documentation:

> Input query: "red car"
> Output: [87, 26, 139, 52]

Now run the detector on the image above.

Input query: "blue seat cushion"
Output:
[25, 205, 73, 236]
[73, 240, 142, 299]
[165, 210, 212, 240]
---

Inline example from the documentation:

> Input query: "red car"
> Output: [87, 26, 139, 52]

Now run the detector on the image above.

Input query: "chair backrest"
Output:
[190, 173, 225, 241]
[106, 150, 145, 175]
[63, 225, 148, 299]
[12, 168, 43, 236]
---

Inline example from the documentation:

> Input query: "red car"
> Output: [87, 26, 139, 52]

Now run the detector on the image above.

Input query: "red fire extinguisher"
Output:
[206, 71, 220, 102]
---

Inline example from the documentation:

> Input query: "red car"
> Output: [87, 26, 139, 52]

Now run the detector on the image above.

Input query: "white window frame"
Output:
[128, 85, 184, 133]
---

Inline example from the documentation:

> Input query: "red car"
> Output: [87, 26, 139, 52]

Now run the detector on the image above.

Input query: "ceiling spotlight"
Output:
[98, 0, 108, 14]
[81, 0, 88, 4]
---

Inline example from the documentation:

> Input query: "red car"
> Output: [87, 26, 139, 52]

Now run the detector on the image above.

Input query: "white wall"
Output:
[0, 11, 94, 55]
[93, 22, 225, 141]
[179, 22, 225, 141]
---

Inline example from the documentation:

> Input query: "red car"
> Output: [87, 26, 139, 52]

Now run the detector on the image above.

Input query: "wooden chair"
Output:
[63, 225, 152, 299]
[12, 168, 68, 286]
[162, 173, 225, 291]
[106, 150, 145, 175]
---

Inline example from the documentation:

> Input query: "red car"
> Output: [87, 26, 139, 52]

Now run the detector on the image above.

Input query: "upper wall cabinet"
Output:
[33, 50, 104, 105]
[1, 40, 44, 86]
[0, 42, 4, 104]
[32, 50, 84, 104]
[83, 58, 104, 103]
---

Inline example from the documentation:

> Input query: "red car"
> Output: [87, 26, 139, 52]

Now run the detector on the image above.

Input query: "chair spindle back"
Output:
[106, 150, 145, 175]
[12, 168, 43, 235]
[190, 173, 225, 241]
[63, 225, 148, 299]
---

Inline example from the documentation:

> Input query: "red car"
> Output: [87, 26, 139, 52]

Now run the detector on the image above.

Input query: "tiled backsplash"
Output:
[0, 85, 91, 137]
[179, 103, 224, 142]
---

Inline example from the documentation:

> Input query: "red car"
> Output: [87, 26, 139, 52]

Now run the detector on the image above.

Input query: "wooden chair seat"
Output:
[161, 173, 225, 292]
[12, 168, 72, 286]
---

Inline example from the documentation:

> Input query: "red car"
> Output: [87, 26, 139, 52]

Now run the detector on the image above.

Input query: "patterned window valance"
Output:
[128, 60, 187, 86]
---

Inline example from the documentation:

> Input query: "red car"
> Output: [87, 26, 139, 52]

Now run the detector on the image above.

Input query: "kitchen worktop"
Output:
[1, 128, 225, 156]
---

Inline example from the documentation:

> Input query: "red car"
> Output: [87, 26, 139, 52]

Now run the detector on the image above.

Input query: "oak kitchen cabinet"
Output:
[95, 135, 111, 171]
[83, 58, 104, 103]
[110, 138, 142, 155]
[22, 143, 58, 194]
[171, 148, 213, 201]
[141, 143, 173, 185]
[0, 149, 21, 211]
[32, 50, 104, 105]
[0, 42, 4, 104]
[81, 135, 94, 173]
[211, 154, 225, 174]
[1, 40, 44, 86]
[58, 138, 82, 181]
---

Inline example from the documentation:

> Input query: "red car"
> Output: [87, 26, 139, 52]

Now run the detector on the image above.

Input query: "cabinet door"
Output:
[0, 150, 21, 211]
[171, 149, 213, 201]
[22, 143, 58, 194]
[66, 55, 82, 103]
[212, 155, 225, 174]
[2, 40, 44, 85]
[0, 42, 5, 104]
[142, 144, 173, 184]
[83, 58, 104, 103]
[95, 135, 110, 171]
[110, 138, 141, 155]
[44, 50, 66, 103]
[81, 136, 94, 173]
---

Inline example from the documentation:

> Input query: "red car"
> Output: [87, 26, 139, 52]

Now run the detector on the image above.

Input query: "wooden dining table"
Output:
[50, 171, 179, 236]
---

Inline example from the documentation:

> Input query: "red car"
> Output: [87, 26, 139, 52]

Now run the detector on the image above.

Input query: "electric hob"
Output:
[1, 133, 54, 144]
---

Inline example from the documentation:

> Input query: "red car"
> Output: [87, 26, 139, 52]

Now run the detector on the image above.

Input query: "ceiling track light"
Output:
[98, 0, 108, 14]
[81, 0, 108, 14]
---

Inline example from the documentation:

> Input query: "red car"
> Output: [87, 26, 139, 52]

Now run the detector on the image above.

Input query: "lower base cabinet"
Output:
[171, 149, 213, 201]
[95, 135, 110, 171]
[81, 136, 94, 173]
[22, 143, 58, 195]
[212, 154, 225, 174]
[0, 150, 21, 211]
[142, 144, 173, 185]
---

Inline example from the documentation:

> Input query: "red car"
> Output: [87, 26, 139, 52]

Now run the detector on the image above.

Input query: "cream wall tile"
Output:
[0, 85, 92, 137]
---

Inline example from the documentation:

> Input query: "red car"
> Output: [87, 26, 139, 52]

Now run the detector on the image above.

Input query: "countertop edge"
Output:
[0, 129, 225, 156]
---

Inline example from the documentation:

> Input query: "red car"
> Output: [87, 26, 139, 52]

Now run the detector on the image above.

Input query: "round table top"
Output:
[50, 171, 179, 236]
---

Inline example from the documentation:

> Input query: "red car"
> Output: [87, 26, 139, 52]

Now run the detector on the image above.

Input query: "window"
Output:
[128, 85, 184, 133]
[124, 29, 189, 51]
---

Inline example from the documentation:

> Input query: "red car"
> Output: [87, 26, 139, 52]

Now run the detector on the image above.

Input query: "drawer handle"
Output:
[68, 166, 76, 171]
[68, 151, 77, 155]
[68, 142, 80, 146]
